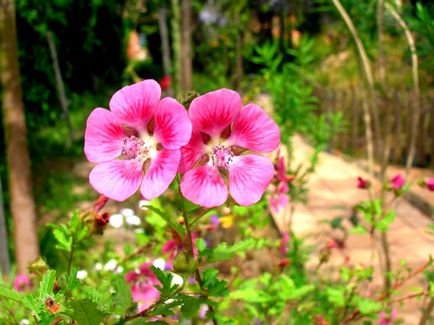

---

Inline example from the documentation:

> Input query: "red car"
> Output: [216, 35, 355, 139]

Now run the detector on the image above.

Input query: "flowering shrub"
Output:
[0, 81, 433, 324]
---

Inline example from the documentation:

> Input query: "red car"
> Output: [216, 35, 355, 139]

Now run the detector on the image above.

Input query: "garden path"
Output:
[288, 135, 433, 323]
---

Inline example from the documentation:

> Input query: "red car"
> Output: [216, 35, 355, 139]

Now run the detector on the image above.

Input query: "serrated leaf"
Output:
[179, 295, 202, 318]
[0, 286, 24, 302]
[111, 275, 132, 314]
[150, 266, 176, 297]
[202, 269, 229, 297]
[51, 225, 72, 251]
[39, 270, 56, 299]
[68, 299, 108, 325]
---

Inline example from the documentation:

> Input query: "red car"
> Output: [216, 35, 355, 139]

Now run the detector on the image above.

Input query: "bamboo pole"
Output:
[385, 3, 420, 175]
[331, 0, 375, 175]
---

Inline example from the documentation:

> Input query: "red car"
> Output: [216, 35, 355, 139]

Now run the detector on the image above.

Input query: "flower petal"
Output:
[89, 160, 143, 201]
[229, 154, 274, 206]
[140, 149, 180, 199]
[189, 89, 241, 137]
[109, 80, 161, 130]
[180, 165, 228, 208]
[154, 97, 192, 149]
[178, 131, 207, 174]
[230, 104, 280, 152]
[84, 108, 125, 163]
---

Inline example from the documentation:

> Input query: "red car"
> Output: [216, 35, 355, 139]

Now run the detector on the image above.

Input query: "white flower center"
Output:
[121, 135, 157, 161]
[210, 145, 234, 170]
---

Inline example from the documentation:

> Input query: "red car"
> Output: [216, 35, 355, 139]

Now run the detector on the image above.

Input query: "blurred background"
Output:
[0, 0, 433, 284]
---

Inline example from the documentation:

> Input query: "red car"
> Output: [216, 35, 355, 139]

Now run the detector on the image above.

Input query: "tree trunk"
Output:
[158, 7, 173, 97]
[180, 0, 192, 92]
[0, 178, 10, 275]
[170, 0, 182, 97]
[0, 0, 39, 274]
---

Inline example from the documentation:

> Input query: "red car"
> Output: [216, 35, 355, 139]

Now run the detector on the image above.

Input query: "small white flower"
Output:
[139, 200, 151, 210]
[109, 214, 124, 228]
[116, 266, 124, 273]
[153, 258, 166, 270]
[95, 262, 103, 271]
[120, 208, 135, 217]
[170, 272, 184, 287]
[19, 319, 30, 325]
[125, 214, 141, 226]
[134, 228, 144, 233]
[104, 259, 118, 271]
[76, 270, 88, 280]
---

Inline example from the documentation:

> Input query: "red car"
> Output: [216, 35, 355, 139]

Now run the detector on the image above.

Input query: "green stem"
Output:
[181, 205, 218, 325]
[67, 236, 75, 276]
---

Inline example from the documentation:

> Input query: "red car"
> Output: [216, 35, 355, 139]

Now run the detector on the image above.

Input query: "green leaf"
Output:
[39, 270, 56, 299]
[51, 224, 72, 251]
[0, 286, 24, 302]
[111, 275, 132, 314]
[202, 269, 229, 297]
[178, 295, 203, 318]
[200, 239, 255, 263]
[355, 298, 381, 315]
[195, 238, 207, 252]
[146, 206, 185, 237]
[151, 267, 177, 297]
[68, 299, 109, 325]
[376, 210, 396, 232]
[326, 288, 345, 307]
[229, 287, 270, 303]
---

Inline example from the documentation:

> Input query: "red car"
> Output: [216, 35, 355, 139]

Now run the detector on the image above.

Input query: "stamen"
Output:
[211, 145, 234, 170]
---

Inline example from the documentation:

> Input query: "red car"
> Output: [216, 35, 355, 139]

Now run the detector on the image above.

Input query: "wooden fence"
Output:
[316, 88, 434, 167]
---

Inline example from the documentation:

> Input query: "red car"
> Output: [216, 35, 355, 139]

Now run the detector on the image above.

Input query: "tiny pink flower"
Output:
[84, 80, 192, 201]
[179, 89, 280, 207]
[268, 192, 289, 214]
[391, 174, 405, 190]
[357, 176, 370, 189]
[280, 232, 289, 256]
[426, 178, 434, 191]
[126, 262, 160, 312]
[13, 274, 32, 292]
[379, 308, 397, 325]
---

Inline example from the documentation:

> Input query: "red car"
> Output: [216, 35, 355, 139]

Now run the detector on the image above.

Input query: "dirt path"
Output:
[287, 135, 433, 323]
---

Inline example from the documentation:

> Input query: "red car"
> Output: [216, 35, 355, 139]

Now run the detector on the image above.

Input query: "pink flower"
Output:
[162, 232, 199, 269]
[391, 174, 405, 190]
[280, 232, 289, 256]
[357, 176, 370, 189]
[426, 178, 434, 191]
[13, 274, 32, 292]
[126, 262, 160, 312]
[179, 89, 280, 207]
[268, 192, 289, 214]
[84, 80, 192, 201]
